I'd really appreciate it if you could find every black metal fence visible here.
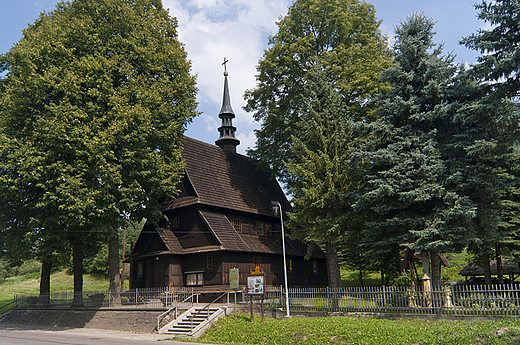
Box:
[263,284,520,316]
[13,287,197,309]
[11,284,520,316]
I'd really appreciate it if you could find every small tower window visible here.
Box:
[207,254,214,270]
[171,217,180,229]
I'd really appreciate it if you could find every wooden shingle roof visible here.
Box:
[177,136,290,217]
[199,210,250,252]
[459,260,520,276]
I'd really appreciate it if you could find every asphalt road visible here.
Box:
[0,324,216,345]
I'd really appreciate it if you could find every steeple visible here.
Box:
[215,58,240,154]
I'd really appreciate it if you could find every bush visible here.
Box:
[391,272,413,287]
[17,260,41,276]
[0,259,42,282]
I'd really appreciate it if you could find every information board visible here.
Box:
[230,268,239,289]
[247,275,265,295]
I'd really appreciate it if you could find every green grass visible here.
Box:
[0,269,127,308]
[193,312,520,345]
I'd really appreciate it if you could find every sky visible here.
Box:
[1,0,486,155]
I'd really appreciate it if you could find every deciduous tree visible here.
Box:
[286,65,364,288]
[244,0,391,183]
[0,0,197,301]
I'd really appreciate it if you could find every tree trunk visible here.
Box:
[40,260,51,295]
[72,241,83,306]
[325,241,340,311]
[39,259,52,305]
[421,252,430,277]
[108,234,121,306]
[429,251,441,288]
[325,241,341,288]
[496,243,504,284]
[380,268,385,286]
[482,252,492,285]
[429,251,442,312]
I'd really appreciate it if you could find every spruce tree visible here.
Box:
[461,0,520,99]
[461,0,520,282]
[357,14,475,287]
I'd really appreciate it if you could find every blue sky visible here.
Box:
[1,0,485,154]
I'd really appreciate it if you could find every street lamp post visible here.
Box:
[271,201,290,318]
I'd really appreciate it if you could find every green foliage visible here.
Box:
[499,144,520,259]
[286,66,360,244]
[244,0,391,182]
[195,312,520,345]
[459,1,520,266]
[356,14,476,287]
[285,65,366,286]
[83,219,144,275]
[0,0,197,273]
[0,259,41,282]
[461,0,520,99]
[391,272,413,287]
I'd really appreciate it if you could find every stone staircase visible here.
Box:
[159,306,229,337]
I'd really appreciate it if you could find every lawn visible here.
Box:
[0,269,128,308]
[194,312,520,345]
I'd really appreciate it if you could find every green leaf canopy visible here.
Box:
[0,0,197,256]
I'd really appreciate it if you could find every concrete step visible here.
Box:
[158,306,229,337]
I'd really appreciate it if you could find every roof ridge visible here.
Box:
[183,136,249,159]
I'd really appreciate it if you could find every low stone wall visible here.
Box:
[3,308,164,333]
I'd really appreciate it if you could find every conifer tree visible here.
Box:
[461,0,520,99]
[461,0,520,282]
[357,14,475,287]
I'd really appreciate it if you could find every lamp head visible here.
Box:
[270,201,279,215]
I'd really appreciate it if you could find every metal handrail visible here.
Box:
[156,293,199,333]
[190,291,228,331]
[0,300,14,317]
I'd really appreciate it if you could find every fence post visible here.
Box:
[382,285,387,312]
[327,287,330,313]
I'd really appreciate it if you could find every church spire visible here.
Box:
[215,58,240,154]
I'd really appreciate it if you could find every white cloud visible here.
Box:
[237,128,259,155]
[163,0,290,145]
[200,113,220,133]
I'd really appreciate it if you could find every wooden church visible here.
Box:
[129,67,327,289]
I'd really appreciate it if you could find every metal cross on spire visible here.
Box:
[222,57,229,75]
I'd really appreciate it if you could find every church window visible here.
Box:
[256,222,265,236]
[186,272,204,286]
[171,217,180,229]
[229,217,242,233]
[264,223,272,237]
[255,222,271,237]
[207,254,214,270]
[137,261,144,278]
